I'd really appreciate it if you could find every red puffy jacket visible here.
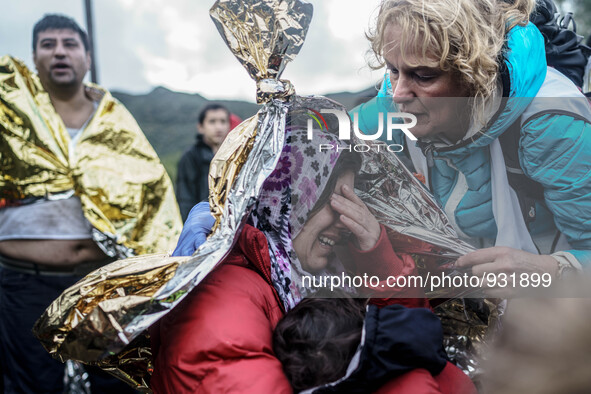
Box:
[150,224,289,393]
[150,225,474,393]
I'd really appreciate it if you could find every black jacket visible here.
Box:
[310,305,448,393]
[176,135,214,221]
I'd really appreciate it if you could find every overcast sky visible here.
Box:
[2,0,385,101]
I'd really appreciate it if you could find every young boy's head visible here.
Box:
[272,297,367,392]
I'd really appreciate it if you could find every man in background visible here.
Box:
[176,104,232,221]
[0,14,181,393]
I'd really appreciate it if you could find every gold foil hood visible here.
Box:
[209,0,313,82]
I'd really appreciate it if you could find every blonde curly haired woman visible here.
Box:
[352,0,591,295]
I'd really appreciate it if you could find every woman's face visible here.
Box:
[293,171,354,272]
[383,25,471,141]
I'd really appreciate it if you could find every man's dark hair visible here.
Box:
[273,296,366,392]
[198,103,230,125]
[33,14,89,52]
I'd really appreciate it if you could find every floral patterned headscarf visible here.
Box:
[250,127,348,310]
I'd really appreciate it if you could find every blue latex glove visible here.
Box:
[172,201,215,256]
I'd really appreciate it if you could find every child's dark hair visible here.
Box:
[273,296,367,392]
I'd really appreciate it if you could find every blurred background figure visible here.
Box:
[175,104,234,221]
[482,281,591,393]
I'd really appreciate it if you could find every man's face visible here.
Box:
[198,109,230,148]
[33,28,90,90]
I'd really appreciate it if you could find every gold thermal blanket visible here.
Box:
[0,55,182,256]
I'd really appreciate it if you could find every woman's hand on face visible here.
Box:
[455,247,559,297]
[330,184,381,251]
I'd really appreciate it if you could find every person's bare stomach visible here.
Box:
[0,239,107,266]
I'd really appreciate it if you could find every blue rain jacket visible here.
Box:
[350,23,591,266]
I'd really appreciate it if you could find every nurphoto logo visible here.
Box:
[306,108,416,153]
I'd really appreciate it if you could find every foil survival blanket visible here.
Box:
[33,0,313,389]
[0,55,182,257]
[32,0,497,389]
